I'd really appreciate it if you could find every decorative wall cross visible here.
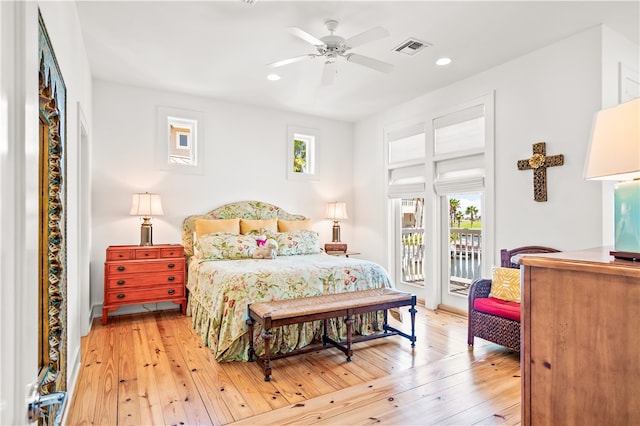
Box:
[517,142,564,202]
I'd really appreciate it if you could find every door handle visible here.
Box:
[27,381,67,426]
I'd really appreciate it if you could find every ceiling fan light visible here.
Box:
[436,57,452,66]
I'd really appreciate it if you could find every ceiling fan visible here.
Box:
[268,19,394,85]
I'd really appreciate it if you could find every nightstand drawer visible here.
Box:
[106,260,184,275]
[135,248,159,259]
[160,247,184,258]
[105,272,184,289]
[105,285,185,304]
[106,248,134,261]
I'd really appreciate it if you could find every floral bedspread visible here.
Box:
[186,253,394,362]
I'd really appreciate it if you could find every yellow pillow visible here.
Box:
[194,218,240,237]
[489,266,522,303]
[239,218,277,235]
[278,219,311,232]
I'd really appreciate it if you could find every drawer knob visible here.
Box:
[118,253,123,258]
[117,293,125,299]
[168,276,175,282]
[117,280,125,285]
[168,289,176,295]
[117,266,125,271]
[144,252,150,256]
[168,263,175,269]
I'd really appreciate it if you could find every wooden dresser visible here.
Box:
[520,247,640,425]
[102,244,187,325]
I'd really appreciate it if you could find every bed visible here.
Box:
[183,201,396,362]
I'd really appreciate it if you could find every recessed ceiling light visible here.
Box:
[436,57,452,66]
[267,74,281,81]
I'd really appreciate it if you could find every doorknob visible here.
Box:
[26,381,67,426]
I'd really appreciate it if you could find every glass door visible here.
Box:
[399,198,425,286]
[440,192,482,312]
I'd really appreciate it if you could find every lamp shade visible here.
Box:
[130,192,164,217]
[325,202,348,220]
[584,98,640,181]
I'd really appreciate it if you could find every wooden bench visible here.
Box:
[246,288,417,381]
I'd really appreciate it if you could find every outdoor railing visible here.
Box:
[449,228,482,294]
[401,228,424,283]
[400,227,482,295]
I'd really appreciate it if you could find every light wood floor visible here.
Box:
[65,305,521,425]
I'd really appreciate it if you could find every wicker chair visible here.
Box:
[467,246,559,352]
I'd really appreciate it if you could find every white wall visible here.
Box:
[90,80,354,313]
[353,26,631,304]
[0,1,92,424]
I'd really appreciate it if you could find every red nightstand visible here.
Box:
[102,244,186,325]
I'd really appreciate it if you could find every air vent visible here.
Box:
[394,38,431,56]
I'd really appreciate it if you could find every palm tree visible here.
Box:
[449,198,460,227]
[455,211,463,228]
[465,205,479,228]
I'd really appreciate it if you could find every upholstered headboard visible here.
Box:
[500,246,560,269]
[182,201,307,256]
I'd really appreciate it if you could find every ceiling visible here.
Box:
[75,1,639,122]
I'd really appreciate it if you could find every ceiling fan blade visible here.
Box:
[267,54,315,68]
[344,26,389,48]
[321,61,337,86]
[346,53,394,73]
[286,27,325,46]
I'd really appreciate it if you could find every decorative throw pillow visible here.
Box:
[194,218,240,237]
[239,218,277,235]
[278,219,311,232]
[489,266,522,303]
[195,233,257,260]
[270,230,321,256]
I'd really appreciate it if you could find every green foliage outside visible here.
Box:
[293,139,306,173]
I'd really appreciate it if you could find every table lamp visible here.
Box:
[325,201,348,252]
[584,98,640,260]
[130,192,164,246]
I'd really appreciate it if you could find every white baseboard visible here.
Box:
[92,302,181,322]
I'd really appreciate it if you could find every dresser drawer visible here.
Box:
[105,272,184,290]
[105,285,185,305]
[106,259,184,275]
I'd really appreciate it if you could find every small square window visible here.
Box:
[287,126,319,180]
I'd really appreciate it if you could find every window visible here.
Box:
[157,106,204,174]
[385,121,426,288]
[386,123,426,199]
[433,104,485,156]
[287,126,318,180]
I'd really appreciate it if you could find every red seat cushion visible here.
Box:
[473,297,520,322]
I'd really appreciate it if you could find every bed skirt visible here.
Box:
[187,295,387,362]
